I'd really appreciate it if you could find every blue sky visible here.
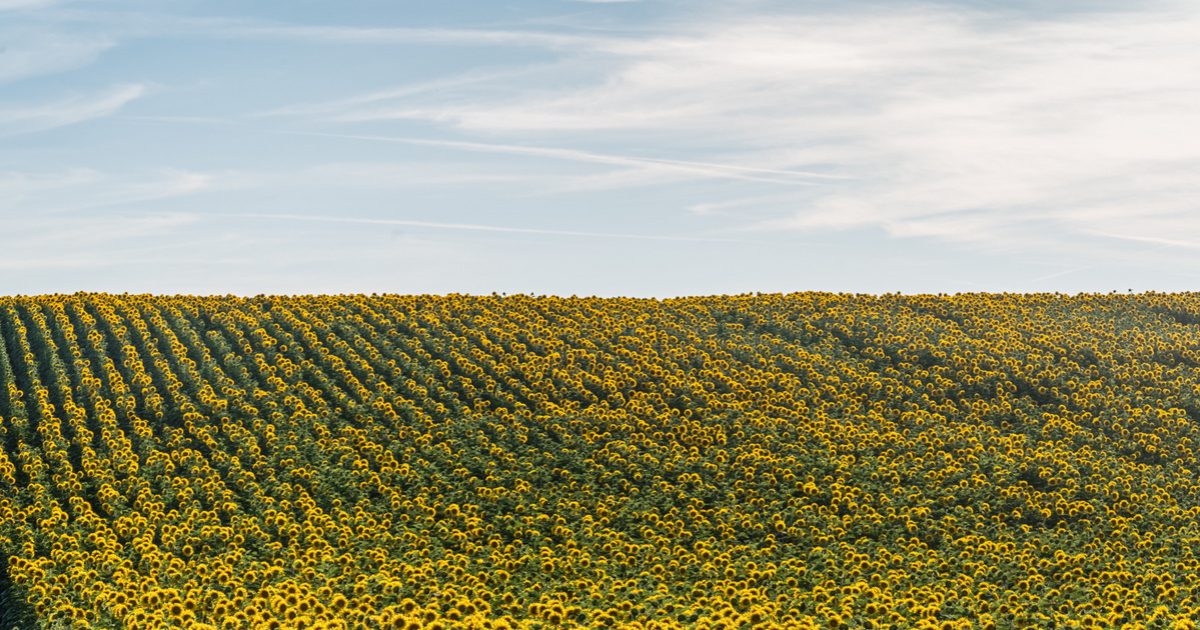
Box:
[2,0,1199,296]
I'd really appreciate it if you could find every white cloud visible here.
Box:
[296,162,537,187]
[0,212,200,270]
[9,1,1200,293]
[0,30,113,84]
[0,168,214,216]
[298,2,1200,254]
[0,83,146,135]
[0,168,101,199]
[255,68,545,118]
[685,193,802,216]
[1086,231,1200,250]
[291,131,844,184]
[0,0,55,10]
[100,170,212,205]
[210,212,741,243]
[225,23,615,50]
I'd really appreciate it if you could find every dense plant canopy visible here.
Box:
[1,293,1200,628]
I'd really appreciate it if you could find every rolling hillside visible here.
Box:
[1,293,1199,628]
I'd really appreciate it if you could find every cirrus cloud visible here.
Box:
[0,83,146,136]
[292,2,1200,255]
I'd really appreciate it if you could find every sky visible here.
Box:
[2,0,1200,296]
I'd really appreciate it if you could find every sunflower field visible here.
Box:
[2,293,1200,628]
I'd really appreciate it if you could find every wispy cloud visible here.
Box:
[1087,231,1200,250]
[8,1,1200,293]
[0,0,56,10]
[281,3,1200,254]
[87,170,212,208]
[0,213,200,271]
[0,168,214,215]
[0,83,146,136]
[0,168,100,199]
[254,68,545,118]
[0,30,113,84]
[116,114,231,125]
[212,212,741,243]
[296,162,535,187]
[289,131,845,184]
[685,193,805,216]
[222,23,616,50]
[23,10,631,53]
[1028,265,1096,283]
